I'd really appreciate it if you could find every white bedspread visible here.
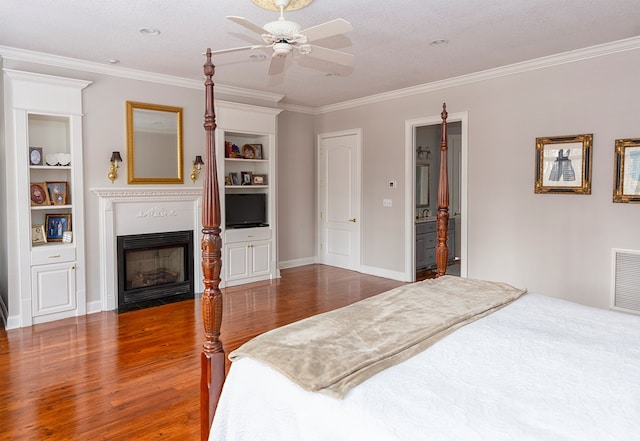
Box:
[210,293,640,441]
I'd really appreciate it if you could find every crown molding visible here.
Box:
[0,45,284,105]
[315,35,640,114]
[3,35,639,115]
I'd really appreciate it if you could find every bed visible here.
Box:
[197,49,640,441]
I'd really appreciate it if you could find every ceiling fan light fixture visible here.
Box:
[252,0,313,12]
[273,42,293,57]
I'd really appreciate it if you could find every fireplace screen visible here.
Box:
[125,247,184,289]
[117,230,194,308]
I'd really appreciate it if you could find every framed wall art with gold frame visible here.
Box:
[535,134,593,194]
[613,138,640,203]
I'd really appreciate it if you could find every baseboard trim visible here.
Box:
[359,264,409,282]
[86,300,104,314]
[279,257,317,270]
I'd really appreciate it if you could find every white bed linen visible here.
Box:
[210,293,640,441]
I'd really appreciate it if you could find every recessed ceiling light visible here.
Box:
[107,59,120,64]
[140,27,161,36]
[430,39,448,46]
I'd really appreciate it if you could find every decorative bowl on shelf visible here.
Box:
[46,154,59,166]
[58,153,71,166]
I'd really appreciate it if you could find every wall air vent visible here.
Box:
[611,249,640,315]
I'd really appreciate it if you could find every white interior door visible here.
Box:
[318,130,361,271]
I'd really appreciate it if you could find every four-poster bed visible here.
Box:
[198,50,640,441]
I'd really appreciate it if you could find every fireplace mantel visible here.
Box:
[92,187,202,311]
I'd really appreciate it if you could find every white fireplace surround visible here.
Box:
[92,187,203,311]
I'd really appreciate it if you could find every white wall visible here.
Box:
[276,111,317,267]
[2,44,639,321]
[313,48,640,309]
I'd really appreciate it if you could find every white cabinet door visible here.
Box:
[249,241,271,277]
[226,243,251,281]
[225,240,272,282]
[31,262,76,317]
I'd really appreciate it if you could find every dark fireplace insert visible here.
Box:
[116,230,194,312]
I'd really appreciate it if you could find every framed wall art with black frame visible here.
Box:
[535,134,593,195]
[613,138,640,203]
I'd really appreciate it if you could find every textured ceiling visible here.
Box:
[1,0,639,108]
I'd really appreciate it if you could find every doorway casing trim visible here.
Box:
[404,111,469,281]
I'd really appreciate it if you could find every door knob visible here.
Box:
[348,218,357,223]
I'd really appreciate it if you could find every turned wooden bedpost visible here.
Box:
[435,103,449,277]
[200,48,225,441]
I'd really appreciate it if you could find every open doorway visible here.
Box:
[404,111,467,282]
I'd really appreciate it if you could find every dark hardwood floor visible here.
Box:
[0,264,406,440]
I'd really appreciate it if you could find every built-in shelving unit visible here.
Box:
[4,69,91,328]
[215,101,282,287]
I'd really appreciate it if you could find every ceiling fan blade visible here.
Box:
[299,18,353,42]
[227,16,267,35]
[210,45,266,55]
[304,45,354,66]
[268,56,287,75]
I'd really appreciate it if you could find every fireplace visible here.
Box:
[117,230,194,311]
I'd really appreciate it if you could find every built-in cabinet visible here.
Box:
[416,218,455,270]
[215,101,282,287]
[3,69,90,327]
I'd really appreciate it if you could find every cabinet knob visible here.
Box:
[71,265,76,270]
[348,218,357,223]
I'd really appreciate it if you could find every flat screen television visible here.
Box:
[225,193,267,228]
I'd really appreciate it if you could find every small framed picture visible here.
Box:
[229,172,241,186]
[47,181,68,205]
[242,144,257,159]
[31,224,47,245]
[534,134,593,195]
[29,147,43,166]
[252,174,267,185]
[30,182,51,206]
[224,176,232,186]
[45,214,72,242]
[613,138,640,203]
[241,171,253,185]
[62,231,73,243]
[253,144,263,160]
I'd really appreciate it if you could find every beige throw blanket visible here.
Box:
[229,275,527,398]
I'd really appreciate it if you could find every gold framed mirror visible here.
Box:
[126,101,184,184]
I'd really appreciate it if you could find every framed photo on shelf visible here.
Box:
[62,231,73,244]
[47,181,68,205]
[224,176,232,186]
[30,182,51,206]
[229,172,241,186]
[252,174,267,185]
[241,171,253,185]
[534,133,593,195]
[31,224,47,245]
[29,147,43,166]
[613,137,640,203]
[45,214,71,242]
[253,144,263,160]
[242,144,257,159]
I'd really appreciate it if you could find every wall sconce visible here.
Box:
[190,155,204,183]
[108,151,123,183]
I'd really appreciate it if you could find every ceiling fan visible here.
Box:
[212,0,354,75]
